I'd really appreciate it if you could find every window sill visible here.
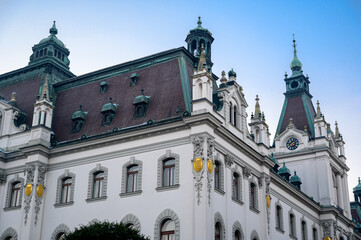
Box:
[120,190,142,198]
[3,206,21,211]
[156,184,180,192]
[54,201,74,208]
[232,197,244,206]
[86,196,107,203]
[276,227,284,234]
[215,188,225,195]
[249,206,260,214]
[289,234,297,239]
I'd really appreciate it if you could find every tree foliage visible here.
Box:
[64,220,150,240]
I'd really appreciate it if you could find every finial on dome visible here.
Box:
[197,16,202,27]
[290,34,303,75]
[49,21,58,36]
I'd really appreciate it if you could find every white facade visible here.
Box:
[0,23,359,240]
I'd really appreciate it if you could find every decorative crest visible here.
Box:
[254,95,260,120]
[40,74,50,100]
[335,121,340,139]
[316,100,321,118]
[197,16,202,27]
[220,70,227,84]
[49,21,58,36]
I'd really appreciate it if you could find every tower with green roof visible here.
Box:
[185,17,214,70]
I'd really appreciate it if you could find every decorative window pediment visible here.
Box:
[71,105,87,133]
[133,89,150,119]
[101,98,117,126]
[99,81,109,93]
[130,73,139,86]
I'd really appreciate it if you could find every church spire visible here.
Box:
[40,74,50,100]
[316,100,322,118]
[290,34,303,77]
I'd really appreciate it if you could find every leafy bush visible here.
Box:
[64,220,150,240]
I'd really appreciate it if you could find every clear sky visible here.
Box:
[0,0,360,198]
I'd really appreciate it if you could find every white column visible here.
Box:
[336,173,344,209]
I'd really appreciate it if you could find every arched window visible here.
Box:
[318,126,322,136]
[289,213,296,237]
[127,165,139,193]
[61,177,72,204]
[234,230,241,240]
[249,182,258,210]
[56,232,65,240]
[229,103,233,123]
[275,205,283,231]
[161,219,175,240]
[232,172,240,200]
[10,182,21,207]
[198,82,203,99]
[215,161,220,189]
[215,222,222,240]
[163,159,175,187]
[301,220,307,240]
[233,106,237,127]
[312,228,318,240]
[92,171,104,198]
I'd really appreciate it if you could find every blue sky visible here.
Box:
[0,0,360,197]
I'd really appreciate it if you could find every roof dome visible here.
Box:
[188,16,212,36]
[354,177,361,192]
[38,21,65,48]
[278,162,290,175]
[290,171,302,184]
[228,68,237,78]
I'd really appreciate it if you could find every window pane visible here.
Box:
[99,179,103,197]
[93,180,99,198]
[133,172,138,191]
[170,167,175,185]
[164,159,175,166]
[163,168,169,187]
[127,174,133,192]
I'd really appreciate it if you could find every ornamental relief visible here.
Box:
[191,136,205,205]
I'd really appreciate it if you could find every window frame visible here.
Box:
[214,160,224,194]
[5,175,24,210]
[86,164,108,202]
[154,209,180,240]
[231,170,242,203]
[249,181,259,212]
[163,159,175,187]
[156,151,180,190]
[275,203,284,232]
[289,213,297,238]
[55,170,76,206]
[121,158,143,196]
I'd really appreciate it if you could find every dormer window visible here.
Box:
[130,73,139,86]
[71,105,87,133]
[101,97,117,126]
[133,89,150,119]
[99,81,109,93]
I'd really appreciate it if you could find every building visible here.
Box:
[0,18,360,240]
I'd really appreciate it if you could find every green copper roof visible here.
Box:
[278,162,290,175]
[72,105,87,120]
[228,68,237,78]
[188,16,213,36]
[290,35,303,77]
[354,177,361,192]
[290,171,302,184]
[39,21,65,48]
[101,102,117,113]
[270,153,279,165]
[133,89,149,105]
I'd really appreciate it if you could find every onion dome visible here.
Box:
[278,162,291,181]
[133,89,150,105]
[290,171,302,190]
[290,35,303,76]
[101,98,117,113]
[354,177,361,192]
[270,153,280,172]
[72,105,87,121]
[39,21,65,47]
[228,68,237,78]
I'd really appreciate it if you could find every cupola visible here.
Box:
[29,21,71,69]
[290,171,302,190]
[278,162,291,181]
[185,17,214,70]
[228,68,237,82]
[71,105,87,133]
[133,89,150,119]
[101,97,117,126]
[353,177,361,203]
[270,153,280,173]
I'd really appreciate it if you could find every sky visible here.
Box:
[0,0,360,198]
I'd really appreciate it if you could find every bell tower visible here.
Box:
[275,36,316,138]
[185,17,214,70]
